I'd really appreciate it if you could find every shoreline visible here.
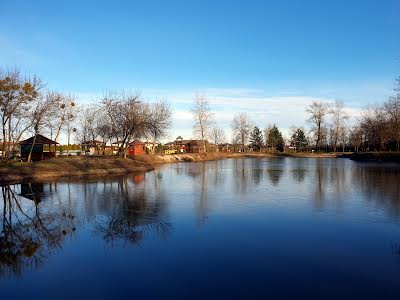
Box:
[2,151,398,185]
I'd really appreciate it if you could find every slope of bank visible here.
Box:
[0,156,154,185]
[350,152,400,162]
[131,152,342,165]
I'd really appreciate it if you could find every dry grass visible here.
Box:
[0,156,154,185]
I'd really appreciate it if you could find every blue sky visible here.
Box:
[1,0,400,140]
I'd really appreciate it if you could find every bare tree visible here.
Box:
[210,127,226,151]
[384,96,400,150]
[78,104,99,145]
[146,100,172,154]
[330,100,348,152]
[27,92,61,162]
[231,113,252,151]
[100,91,148,158]
[306,101,329,150]
[0,68,42,161]
[191,93,214,153]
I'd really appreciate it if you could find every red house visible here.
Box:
[128,139,146,156]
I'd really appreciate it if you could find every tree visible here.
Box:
[78,104,99,145]
[383,96,400,150]
[0,68,42,162]
[210,127,226,151]
[249,126,263,151]
[191,93,214,153]
[306,101,329,151]
[27,92,61,162]
[231,113,252,151]
[101,91,146,158]
[146,101,172,154]
[263,125,273,147]
[290,128,308,152]
[267,125,284,152]
[330,100,348,152]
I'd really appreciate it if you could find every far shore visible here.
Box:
[2,151,399,185]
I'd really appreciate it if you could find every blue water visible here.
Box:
[1,158,400,299]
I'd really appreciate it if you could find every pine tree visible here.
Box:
[250,126,263,151]
[290,128,308,151]
[267,125,284,152]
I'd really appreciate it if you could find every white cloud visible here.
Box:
[72,87,372,144]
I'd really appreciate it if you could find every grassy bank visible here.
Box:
[350,152,400,162]
[0,156,154,185]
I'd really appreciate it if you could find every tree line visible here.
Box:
[191,76,400,153]
[1,67,399,162]
[0,67,172,162]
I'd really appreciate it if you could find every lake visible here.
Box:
[1,157,400,299]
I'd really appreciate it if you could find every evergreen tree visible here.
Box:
[267,125,284,152]
[290,128,308,151]
[250,126,263,151]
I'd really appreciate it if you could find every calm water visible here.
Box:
[1,158,400,299]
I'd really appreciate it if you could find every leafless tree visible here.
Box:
[210,127,226,151]
[78,104,99,145]
[329,100,349,152]
[306,101,329,150]
[100,91,172,157]
[231,113,252,151]
[191,93,214,153]
[27,92,61,162]
[0,67,43,161]
[146,100,172,154]
[384,96,400,150]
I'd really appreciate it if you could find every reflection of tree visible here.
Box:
[250,159,263,186]
[312,161,327,209]
[352,165,400,217]
[93,216,171,246]
[89,173,172,245]
[267,169,283,186]
[0,185,76,278]
[233,159,250,194]
[291,168,307,183]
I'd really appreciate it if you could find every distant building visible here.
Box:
[164,136,209,154]
[81,140,105,155]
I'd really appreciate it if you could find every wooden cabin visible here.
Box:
[128,139,146,156]
[19,134,58,161]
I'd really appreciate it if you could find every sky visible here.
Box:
[1,0,400,142]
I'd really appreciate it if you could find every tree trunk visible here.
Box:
[27,133,38,162]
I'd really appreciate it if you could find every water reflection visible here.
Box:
[1,158,400,282]
[0,172,170,277]
[0,185,76,278]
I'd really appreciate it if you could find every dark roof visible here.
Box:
[176,136,183,140]
[19,134,58,145]
[129,139,144,145]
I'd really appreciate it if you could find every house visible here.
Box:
[187,140,208,153]
[163,136,209,154]
[81,140,105,155]
[128,139,146,156]
[19,134,58,161]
